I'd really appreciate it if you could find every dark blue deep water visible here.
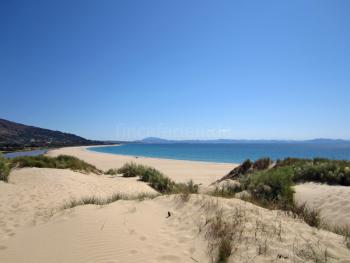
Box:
[89,143,350,164]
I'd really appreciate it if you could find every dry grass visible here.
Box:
[10,155,102,174]
[293,241,333,263]
[61,192,159,210]
[209,182,242,198]
[197,197,246,263]
[104,168,118,175]
[0,155,10,182]
[193,195,343,262]
[288,202,321,228]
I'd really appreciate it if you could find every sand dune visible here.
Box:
[1,194,350,262]
[295,183,350,228]
[1,148,350,262]
[47,146,235,186]
[0,168,155,241]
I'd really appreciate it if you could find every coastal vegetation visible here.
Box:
[10,155,102,174]
[117,162,199,194]
[212,157,350,230]
[104,168,118,175]
[62,192,159,210]
[0,154,10,182]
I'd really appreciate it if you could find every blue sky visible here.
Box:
[1,0,349,140]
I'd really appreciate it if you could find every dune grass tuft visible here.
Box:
[199,200,246,263]
[240,167,295,208]
[253,157,272,171]
[288,202,321,228]
[117,162,147,177]
[104,168,118,175]
[209,182,242,198]
[0,154,10,182]
[62,192,159,210]
[275,157,350,186]
[10,155,102,174]
[118,163,199,194]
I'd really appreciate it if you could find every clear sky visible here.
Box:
[1,0,349,141]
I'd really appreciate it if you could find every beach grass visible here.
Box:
[0,154,10,182]
[104,168,118,175]
[117,162,199,194]
[209,183,242,198]
[10,155,102,174]
[276,157,350,186]
[62,192,159,210]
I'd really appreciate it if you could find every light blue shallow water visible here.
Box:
[89,143,350,164]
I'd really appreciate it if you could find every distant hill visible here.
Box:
[0,118,104,151]
[137,137,350,144]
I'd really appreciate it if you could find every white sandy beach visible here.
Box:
[47,146,235,186]
[0,146,349,262]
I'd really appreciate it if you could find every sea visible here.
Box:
[89,143,350,164]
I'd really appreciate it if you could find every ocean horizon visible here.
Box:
[89,143,350,164]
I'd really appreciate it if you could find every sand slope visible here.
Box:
[294,183,350,228]
[1,194,350,263]
[47,146,235,185]
[0,168,155,241]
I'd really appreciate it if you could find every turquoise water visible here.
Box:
[89,143,350,164]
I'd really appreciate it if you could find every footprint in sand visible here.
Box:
[139,236,147,241]
[129,249,138,254]
[0,245,7,251]
[162,241,171,247]
[7,232,15,237]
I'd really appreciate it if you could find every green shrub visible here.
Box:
[104,168,118,175]
[118,163,200,194]
[242,167,294,206]
[253,157,271,170]
[172,180,199,194]
[118,163,176,193]
[210,183,241,198]
[143,170,176,193]
[11,155,102,174]
[0,155,10,182]
[275,157,311,168]
[274,157,350,186]
[241,159,253,173]
[117,162,147,177]
[293,161,350,186]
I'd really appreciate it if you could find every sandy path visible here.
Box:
[294,183,350,228]
[47,146,235,185]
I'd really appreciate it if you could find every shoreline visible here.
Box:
[86,144,239,166]
[47,145,236,185]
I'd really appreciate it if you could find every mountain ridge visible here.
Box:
[0,118,104,151]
